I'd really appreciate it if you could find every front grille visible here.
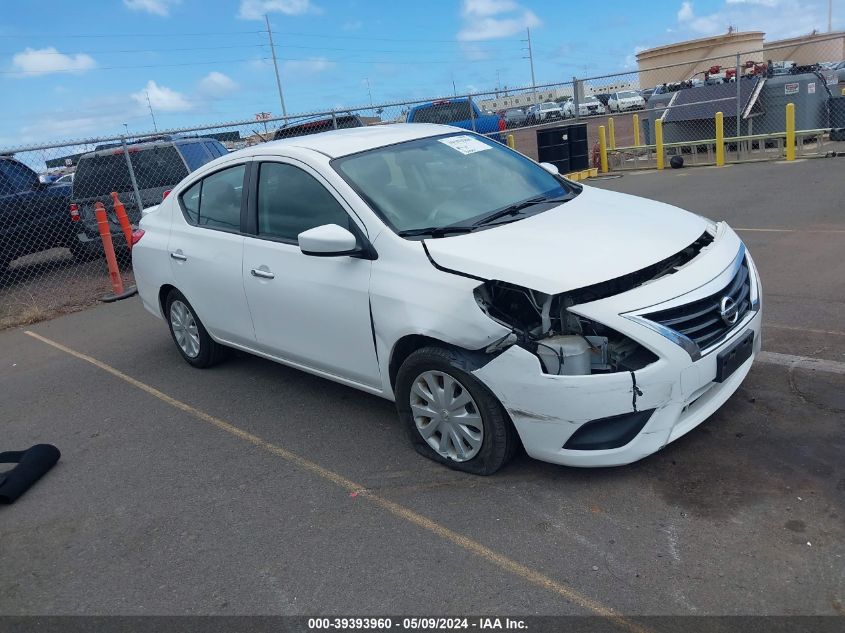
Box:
[643,256,752,351]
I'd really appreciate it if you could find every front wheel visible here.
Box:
[395,346,519,475]
[165,289,226,368]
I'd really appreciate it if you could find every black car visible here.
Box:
[0,155,74,274]
[273,114,364,140]
[71,137,227,260]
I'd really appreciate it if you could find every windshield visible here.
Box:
[618,91,639,98]
[584,96,599,103]
[333,133,571,235]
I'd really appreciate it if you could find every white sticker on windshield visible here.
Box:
[438,135,492,155]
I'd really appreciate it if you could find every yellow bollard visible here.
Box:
[785,102,795,161]
[633,113,640,147]
[655,118,664,170]
[506,134,515,149]
[842,87,845,96]
[598,125,609,173]
[608,117,616,150]
[715,111,725,167]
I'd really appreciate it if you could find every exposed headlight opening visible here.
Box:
[472,230,717,375]
[474,280,658,376]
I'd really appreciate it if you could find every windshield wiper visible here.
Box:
[397,225,478,238]
[472,193,576,227]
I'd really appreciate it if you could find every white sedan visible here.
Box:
[576,95,607,117]
[608,90,646,112]
[133,124,762,474]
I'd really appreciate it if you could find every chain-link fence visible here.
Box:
[2,32,844,328]
[587,33,845,171]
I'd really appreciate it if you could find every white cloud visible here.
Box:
[676,0,831,39]
[676,1,724,34]
[283,57,335,74]
[11,47,96,77]
[457,0,541,41]
[624,45,648,69]
[342,19,363,31]
[123,0,180,16]
[132,80,191,111]
[237,0,319,20]
[198,71,239,95]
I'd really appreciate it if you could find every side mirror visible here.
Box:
[539,162,559,176]
[298,224,359,257]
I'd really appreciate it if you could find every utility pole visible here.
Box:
[145,91,158,132]
[451,72,457,97]
[265,14,288,117]
[522,27,537,104]
[829,0,833,32]
[365,77,373,109]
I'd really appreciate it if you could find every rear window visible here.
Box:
[409,102,472,124]
[273,116,361,140]
[178,142,212,171]
[0,159,38,193]
[74,145,189,198]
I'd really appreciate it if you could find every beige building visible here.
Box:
[764,31,845,64]
[636,31,765,88]
[636,29,845,89]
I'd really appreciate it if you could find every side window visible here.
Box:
[178,143,212,171]
[181,179,201,223]
[179,164,245,231]
[257,162,351,243]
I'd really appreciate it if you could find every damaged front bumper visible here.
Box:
[471,236,763,468]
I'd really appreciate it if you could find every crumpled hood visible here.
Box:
[423,185,708,295]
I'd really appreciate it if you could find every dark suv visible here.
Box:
[273,114,364,140]
[72,137,227,259]
[1,155,74,274]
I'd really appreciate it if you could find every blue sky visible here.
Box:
[1,0,842,146]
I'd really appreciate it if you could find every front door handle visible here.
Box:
[250,268,275,280]
[170,251,187,261]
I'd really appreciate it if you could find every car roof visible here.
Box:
[81,137,219,159]
[244,123,461,159]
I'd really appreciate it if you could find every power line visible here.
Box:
[1,57,269,75]
[0,31,264,38]
[0,44,267,56]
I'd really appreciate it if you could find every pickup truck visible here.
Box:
[406,98,505,141]
[0,155,75,274]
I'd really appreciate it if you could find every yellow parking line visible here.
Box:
[24,330,650,633]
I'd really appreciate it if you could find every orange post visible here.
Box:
[95,202,124,297]
[111,192,134,250]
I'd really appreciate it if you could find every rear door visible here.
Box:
[167,161,255,347]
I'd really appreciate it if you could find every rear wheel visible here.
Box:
[165,289,226,368]
[395,346,518,475]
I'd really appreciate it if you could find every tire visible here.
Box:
[395,346,519,475]
[165,289,226,368]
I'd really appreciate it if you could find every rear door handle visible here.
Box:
[250,268,275,280]
[170,251,187,261]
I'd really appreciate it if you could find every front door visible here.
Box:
[242,159,379,388]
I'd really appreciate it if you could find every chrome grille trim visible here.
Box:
[624,246,759,360]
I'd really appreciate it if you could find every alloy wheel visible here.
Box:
[170,299,200,358]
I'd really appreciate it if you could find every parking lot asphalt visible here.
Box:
[1,158,843,619]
